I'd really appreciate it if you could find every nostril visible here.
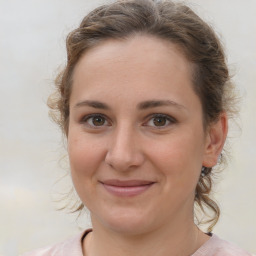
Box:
[105,148,144,172]
[104,132,145,171]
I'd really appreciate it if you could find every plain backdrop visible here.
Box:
[0,0,255,255]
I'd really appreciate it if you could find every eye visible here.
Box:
[145,114,176,128]
[81,114,110,128]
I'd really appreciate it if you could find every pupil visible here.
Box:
[93,116,105,126]
[153,117,166,126]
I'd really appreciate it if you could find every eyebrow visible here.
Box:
[74,99,186,111]
[137,100,186,110]
[75,100,110,110]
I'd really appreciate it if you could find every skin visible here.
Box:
[68,35,228,256]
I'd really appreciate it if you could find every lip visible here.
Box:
[100,179,156,197]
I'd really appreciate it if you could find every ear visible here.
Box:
[202,112,228,167]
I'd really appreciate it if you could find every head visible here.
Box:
[49,0,238,232]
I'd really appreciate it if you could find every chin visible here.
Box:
[92,207,156,235]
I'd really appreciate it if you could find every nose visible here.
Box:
[105,124,145,172]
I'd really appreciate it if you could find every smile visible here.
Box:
[100,179,156,197]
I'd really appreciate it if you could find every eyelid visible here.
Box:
[80,113,111,128]
[79,113,176,129]
[143,113,177,128]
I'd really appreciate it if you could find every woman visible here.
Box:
[22,0,252,255]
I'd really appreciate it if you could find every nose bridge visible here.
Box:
[105,121,143,170]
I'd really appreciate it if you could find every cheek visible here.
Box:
[148,129,204,185]
[67,134,104,189]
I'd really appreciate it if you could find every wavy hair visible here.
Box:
[48,0,239,232]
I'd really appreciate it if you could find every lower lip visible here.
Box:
[102,183,154,197]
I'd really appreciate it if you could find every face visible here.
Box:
[68,35,218,235]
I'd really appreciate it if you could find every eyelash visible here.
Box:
[80,114,111,128]
[144,114,177,128]
[80,113,176,129]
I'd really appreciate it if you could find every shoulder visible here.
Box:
[20,230,91,256]
[193,234,253,256]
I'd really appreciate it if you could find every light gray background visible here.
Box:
[0,0,255,255]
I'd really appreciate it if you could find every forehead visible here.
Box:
[74,34,192,77]
[71,35,196,106]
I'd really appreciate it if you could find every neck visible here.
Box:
[84,216,209,256]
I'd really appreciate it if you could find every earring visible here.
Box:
[201,166,207,177]
[218,153,222,164]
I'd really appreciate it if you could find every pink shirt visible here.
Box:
[21,230,253,256]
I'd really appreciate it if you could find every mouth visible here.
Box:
[100,179,156,197]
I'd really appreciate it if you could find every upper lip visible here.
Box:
[100,179,155,187]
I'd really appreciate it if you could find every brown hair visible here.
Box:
[48,0,238,232]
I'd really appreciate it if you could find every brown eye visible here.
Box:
[82,114,109,127]
[145,114,176,128]
[153,116,167,126]
[92,116,105,126]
